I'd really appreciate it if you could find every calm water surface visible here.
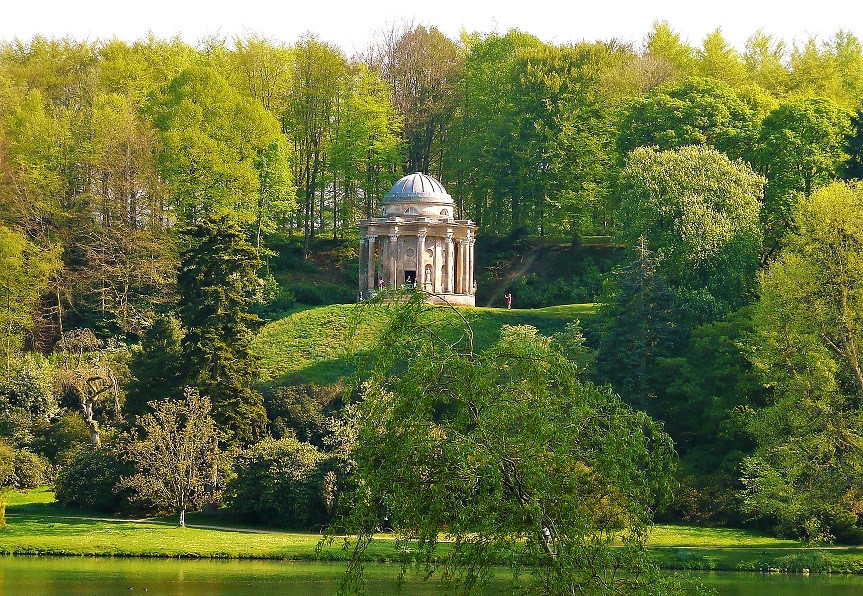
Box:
[3,556,863,595]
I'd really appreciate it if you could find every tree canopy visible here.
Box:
[341,293,681,594]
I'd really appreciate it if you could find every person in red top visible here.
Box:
[505,293,512,309]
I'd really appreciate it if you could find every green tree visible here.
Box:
[124,316,185,420]
[0,226,59,375]
[594,251,686,412]
[147,65,289,229]
[757,97,853,253]
[844,106,863,180]
[617,145,764,316]
[644,21,696,80]
[176,215,267,444]
[743,31,790,96]
[283,35,346,250]
[330,64,404,224]
[744,181,863,541]
[124,389,220,526]
[340,294,681,594]
[696,29,747,87]
[618,76,761,162]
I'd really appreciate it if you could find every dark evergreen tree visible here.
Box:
[593,250,686,414]
[124,316,186,420]
[176,215,267,445]
[845,108,863,180]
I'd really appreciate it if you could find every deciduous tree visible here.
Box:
[124,389,220,527]
[339,293,681,594]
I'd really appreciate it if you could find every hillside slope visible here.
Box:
[253,302,598,387]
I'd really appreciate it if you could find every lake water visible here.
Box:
[3,556,863,595]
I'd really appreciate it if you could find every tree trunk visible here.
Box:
[179,507,186,527]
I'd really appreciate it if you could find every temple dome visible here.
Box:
[384,172,452,203]
[381,172,455,218]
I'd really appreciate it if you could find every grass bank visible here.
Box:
[253,302,597,386]
[4,489,863,573]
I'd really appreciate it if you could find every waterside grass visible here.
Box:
[3,489,863,574]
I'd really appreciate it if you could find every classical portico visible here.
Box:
[358,172,477,306]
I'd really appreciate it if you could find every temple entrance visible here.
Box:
[404,270,416,285]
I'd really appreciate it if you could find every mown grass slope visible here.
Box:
[253,301,598,387]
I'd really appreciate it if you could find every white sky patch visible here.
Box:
[2,0,862,53]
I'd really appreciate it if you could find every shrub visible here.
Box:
[227,437,328,529]
[0,353,59,420]
[55,442,134,513]
[13,449,50,488]
[0,441,14,488]
[288,282,355,306]
[32,412,91,463]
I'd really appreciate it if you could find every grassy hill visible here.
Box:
[253,301,598,387]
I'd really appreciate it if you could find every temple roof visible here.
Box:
[382,172,454,205]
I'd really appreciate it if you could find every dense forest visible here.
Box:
[3,19,863,592]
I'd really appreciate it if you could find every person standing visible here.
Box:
[505,293,512,309]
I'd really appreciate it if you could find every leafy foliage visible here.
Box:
[340,293,681,594]
[227,436,329,529]
[124,390,221,526]
[617,145,764,316]
[744,182,863,541]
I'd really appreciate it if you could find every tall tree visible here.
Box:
[744,181,863,541]
[743,31,790,96]
[696,29,746,88]
[342,294,682,594]
[283,36,346,251]
[618,76,761,162]
[0,226,59,375]
[147,65,290,229]
[757,97,853,253]
[369,24,462,175]
[176,215,267,445]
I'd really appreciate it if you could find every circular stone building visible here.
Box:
[358,173,477,306]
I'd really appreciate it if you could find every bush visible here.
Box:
[0,407,39,449]
[0,441,14,488]
[32,412,91,463]
[0,353,59,420]
[265,384,339,446]
[55,442,134,513]
[227,437,329,529]
[13,449,51,488]
[288,281,355,306]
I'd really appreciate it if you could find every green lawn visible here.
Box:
[4,488,863,574]
[253,301,597,386]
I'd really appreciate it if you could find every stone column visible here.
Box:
[444,231,454,293]
[469,237,476,295]
[359,235,368,294]
[416,229,427,289]
[432,237,439,292]
[366,234,376,294]
[389,232,398,287]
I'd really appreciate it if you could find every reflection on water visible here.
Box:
[2,556,863,595]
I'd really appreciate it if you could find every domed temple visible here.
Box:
[358,173,477,306]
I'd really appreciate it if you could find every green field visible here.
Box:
[4,489,863,573]
[253,301,598,385]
